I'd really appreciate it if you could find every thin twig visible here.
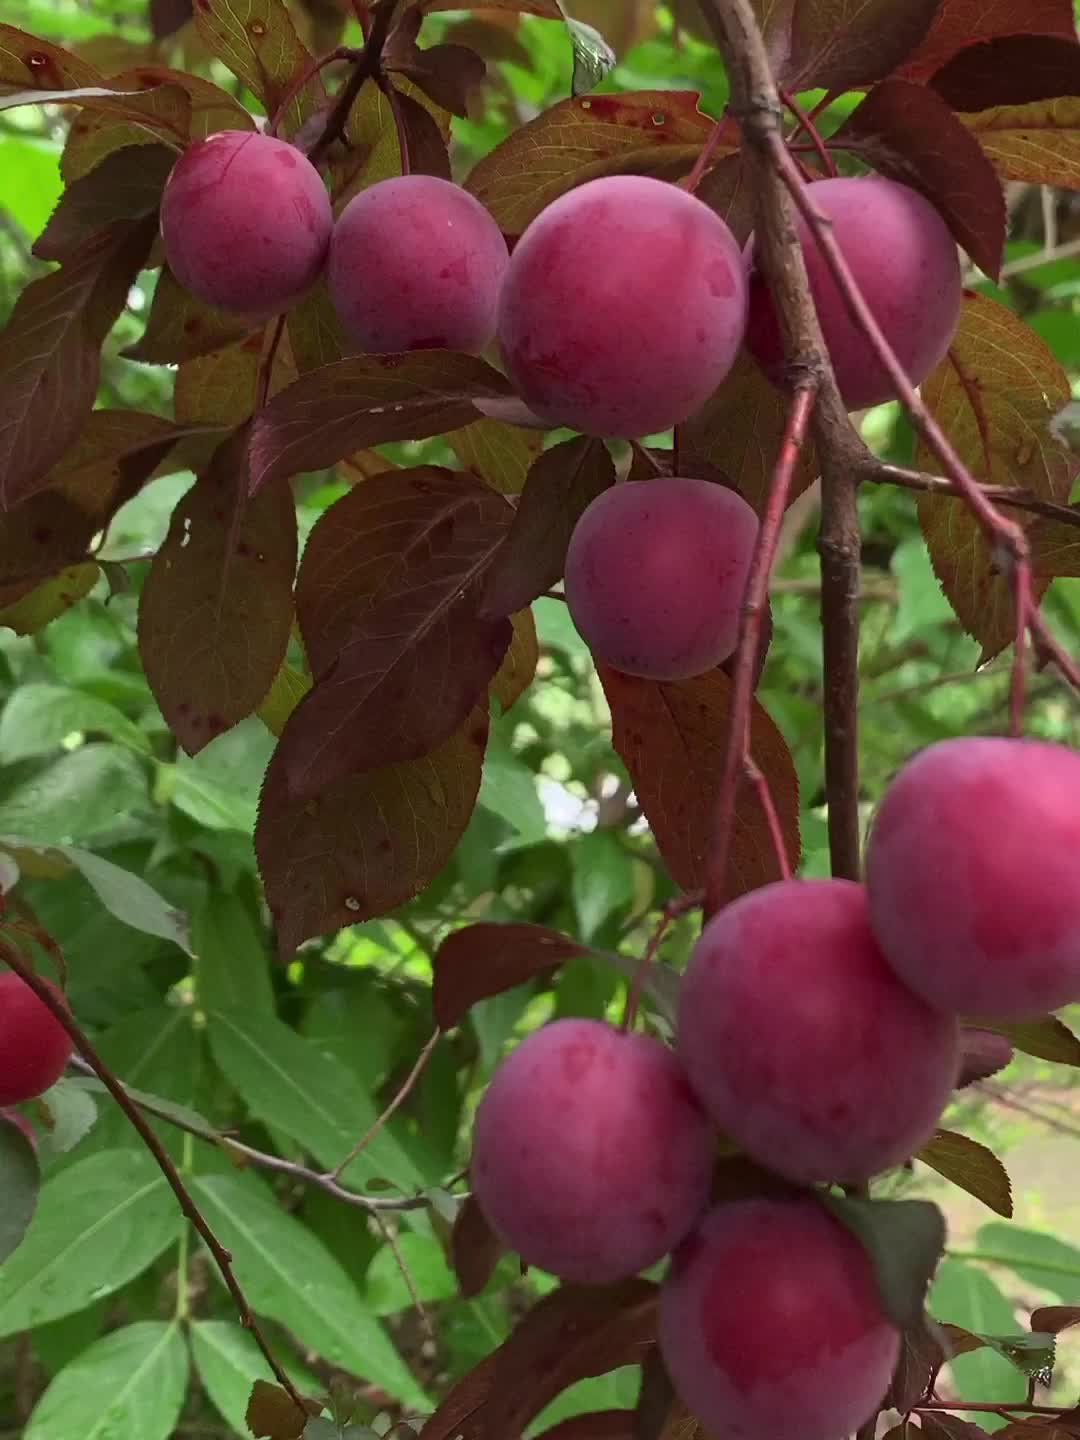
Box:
[871,464,1080,529]
[329,1028,441,1183]
[306,0,398,167]
[67,1055,440,1213]
[743,753,793,880]
[704,385,817,917]
[0,946,307,1416]
[622,891,703,1029]
[780,87,837,177]
[682,116,737,194]
[256,315,287,413]
[372,1212,435,1344]
[266,45,354,136]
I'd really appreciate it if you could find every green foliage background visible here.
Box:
[2,3,1080,1438]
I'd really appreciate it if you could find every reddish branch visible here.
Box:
[704,386,816,919]
[0,945,308,1417]
[623,891,703,1029]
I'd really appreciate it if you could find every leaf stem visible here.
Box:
[327,1027,440,1182]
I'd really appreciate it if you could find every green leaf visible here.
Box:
[572,830,634,940]
[0,1119,39,1264]
[565,16,616,95]
[188,1170,428,1407]
[0,137,62,238]
[194,893,275,1016]
[0,683,151,761]
[966,1222,1080,1301]
[36,1079,99,1156]
[977,1332,1056,1385]
[25,1320,189,1440]
[165,717,275,834]
[191,1320,319,1438]
[205,1007,424,1192]
[822,1195,946,1329]
[930,1259,1029,1414]
[0,842,192,954]
[0,745,150,847]
[365,1233,458,1315]
[477,723,547,847]
[0,1149,182,1335]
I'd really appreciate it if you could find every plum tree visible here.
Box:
[0,973,73,1106]
[564,477,759,680]
[160,131,333,321]
[470,1018,714,1284]
[660,1197,899,1440]
[745,176,962,411]
[328,176,510,354]
[676,879,959,1183]
[867,737,1080,1019]
[497,175,748,437]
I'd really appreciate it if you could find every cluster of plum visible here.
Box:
[0,972,73,1143]
[159,132,963,681]
[471,734,1080,1440]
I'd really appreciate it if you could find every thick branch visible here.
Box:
[699,0,867,883]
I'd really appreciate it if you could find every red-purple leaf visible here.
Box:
[917,1130,1013,1217]
[957,1028,1014,1086]
[676,354,818,516]
[835,80,1006,280]
[34,144,176,263]
[1030,1306,1080,1335]
[138,430,297,754]
[450,1194,504,1299]
[150,0,194,39]
[257,706,488,957]
[422,0,563,17]
[888,1314,947,1411]
[125,267,258,366]
[921,1414,994,1440]
[536,1415,636,1440]
[482,437,615,617]
[465,90,726,236]
[394,87,453,179]
[932,34,1080,109]
[276,470,511,795]
[0,217,157,509]
[247,353,514,494]
[773,0,941,92]
[285,278,347,374]
[959,96,1080,189]
[695,152,755,246]
[448,417,544,496]
[0,24,102,88]
[917,293,1078,660]
[598,666,800,900]
[898,1,1079,83]
[417,1354,498,1440]
[387,28,487,119]
[433,921,588,1029]
[192,0,325,134]
[244,1379,320,1438]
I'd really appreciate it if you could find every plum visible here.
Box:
[0,972,73,1105]
[328,175,509,354]
[471,1018,714,1284]
[677,878,959,1183]
[867,736,1080,1019]
[497,175,748,437]
[660,1197,899,1440]
[564,477,759,680]
[160,130,332,321]
[746,176,961,411]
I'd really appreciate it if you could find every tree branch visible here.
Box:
[699,0,867,885]
[870,464,1080,529]
[0,946,307,1417]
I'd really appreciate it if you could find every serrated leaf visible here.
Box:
[760,0,940,91]
[138,431,297,755]
[957,1028,1014,1086]
[888,1313,948,1411]
[0,1119,39,1264]
[257,707,487,955]
[0,1148,182,1335]
[917,292,1078,660]
[193,0,325,134]
[246,1379,321,1439]
[835,81,1006,280]
[676,353,818,516]
[482,437,615,616]
[258,661,312,737]
[566,18,616,96]
[465,90,726,236]
[961,96,1080,188]
[448,417,544,495]
[598,666,800,900]
[433,921,589,1028]
[25,1321,189,1440]
[192,1321,320,1440]
[248,352,514,493]
[0,564,99,633]
[932,35,1080,110]
[898,0,1077,83]
[824,1194,946,1329]
[492,608,538,711]
[0,82,192,142]
[34,143,175,263]
[0,216,157,508]
[982,1015,1080,1065]
[918,1130,1013,1218]
[277,471,511,797]
[1030,1306,1080,1334]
